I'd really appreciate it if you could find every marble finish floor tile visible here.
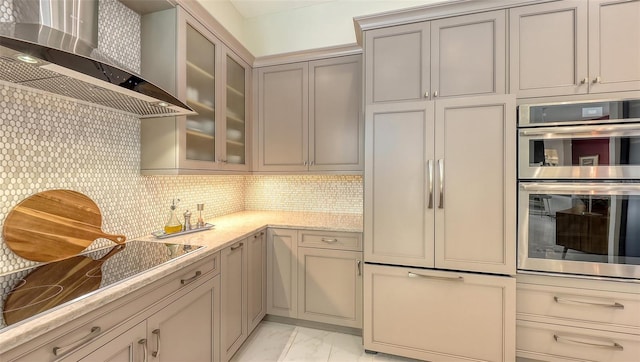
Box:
[231,321,422,362]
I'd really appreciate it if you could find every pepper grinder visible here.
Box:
[196,203,205,228]
[183,210,192,231]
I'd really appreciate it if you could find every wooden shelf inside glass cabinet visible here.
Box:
[226,112,245,124]
[186,129,215,140]
[188,99,215,113]
[226,139,244,147]
[187,60,215,80]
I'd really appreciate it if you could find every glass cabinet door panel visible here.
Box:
[226,55,246,165]
[186,24,216,162]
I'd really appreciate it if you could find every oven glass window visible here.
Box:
[527,193,640,265]
[528,137,640,167]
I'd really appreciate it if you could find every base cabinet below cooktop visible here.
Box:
[1,253,221,362]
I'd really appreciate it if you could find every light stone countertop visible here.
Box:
[0,210,363,354]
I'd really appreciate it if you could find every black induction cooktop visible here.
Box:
[0,240,201,330]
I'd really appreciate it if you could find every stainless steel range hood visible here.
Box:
[0,0,193,118]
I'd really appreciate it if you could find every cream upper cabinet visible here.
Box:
[588,0,640,94]
[365,11,505,104]
[364,264,516,362]
[364,95,516,275]
[140,7,251,174]
[257,63,309,172]
[221,239,248,362]
[257,55,363,173]
[510,0,640,97]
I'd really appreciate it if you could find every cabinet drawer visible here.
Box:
[517,320,640,362]
[517,283,640,330]
[298,230,362,251]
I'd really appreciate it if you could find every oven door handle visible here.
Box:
[519,123,640,138]
[520,183,640,194]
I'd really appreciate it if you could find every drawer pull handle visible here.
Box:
[407,271,463,282]
[138,338,148,362]
[53,326,101,356]
[181,270,202,285]
[231,242,244,251]
[554,296,624,309]
[553,334,624,351]
[321,238,338,243]
[152,329,161,357]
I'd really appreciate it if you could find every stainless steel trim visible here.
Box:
[407,271,463,282]
[152,329,161,357]
[519,123,640,137]
[438,159,444,209]
[553,334,623,351]
[53,326,101,356]
[180,270,202,285]
[139,339,148,362]
[554,296,624,309]
[427,159,434,209]
[520,182,640,194]
[231,242,244,251]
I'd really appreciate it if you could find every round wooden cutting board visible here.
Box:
[2,190,126,262]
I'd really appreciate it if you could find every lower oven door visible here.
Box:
[518,182,640,279]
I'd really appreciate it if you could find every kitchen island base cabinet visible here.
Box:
[364,264,515,362]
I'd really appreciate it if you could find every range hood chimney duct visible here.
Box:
[0,0,193,118]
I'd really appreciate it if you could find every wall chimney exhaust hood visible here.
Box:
[0,0,193,118]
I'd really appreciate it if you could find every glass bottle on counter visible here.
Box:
[164,199,182,234]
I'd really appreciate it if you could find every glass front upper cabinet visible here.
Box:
[185,24,216,163]
[225,55,246,166]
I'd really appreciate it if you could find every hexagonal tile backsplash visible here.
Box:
[0,82,363,275]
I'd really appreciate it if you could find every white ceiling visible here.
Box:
[228,0,337,19]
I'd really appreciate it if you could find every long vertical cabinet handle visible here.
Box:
[356,260,362,276]
[152,329,161,357]
[138,338,148,362]
[427,160,434,209]
[438,159,444,209]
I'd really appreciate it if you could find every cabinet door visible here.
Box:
[588,0,640,93]
[221,240,248,361]
[309,55,363,171]
[221,48,250,171]
[147,276,220,362]
[364,264,516,362]
[258,63,309,171]
[266,228,298,317]
[434,95,516,275]
[365,22,430,104]
[431,10,506,98]
[364,101,435,268]
[247,231,267,334]
[76,322,147,362]
[178,9,221,169]
[509,1,588,97]
[297,248,363,328]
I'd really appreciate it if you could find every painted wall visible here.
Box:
[196,0,447,57]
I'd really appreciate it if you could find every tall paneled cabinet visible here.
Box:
[361,6,516,362]
[140,6,251,174]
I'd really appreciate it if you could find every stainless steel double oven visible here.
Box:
[518,98,640,279]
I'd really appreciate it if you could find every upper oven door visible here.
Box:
[519,123,640,179]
